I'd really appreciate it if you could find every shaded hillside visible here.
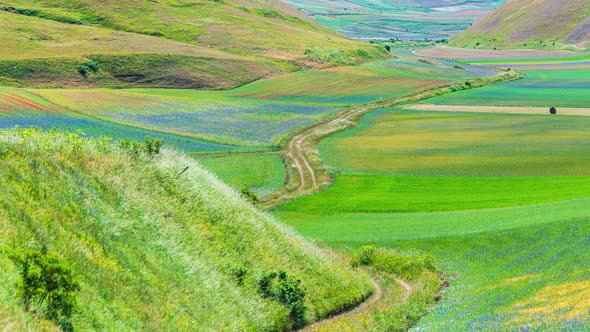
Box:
[451,0,590,50]
[0,128,372,330]
[0,0,385,88]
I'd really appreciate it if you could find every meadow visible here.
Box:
[276,59,590,329]
[0,87,257,154]
[1,57,492,151]
[421,68,590,108]
[279,175,590,213]
[232,59,496,105]
[279,212,590,330]
[319,109,590,176]
[0,128,375,330]
[197,154,286,198]
[35,88,341,146]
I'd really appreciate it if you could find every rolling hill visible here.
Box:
[0,0,385,88]
[450,0,590,50]
[0,128,373,330]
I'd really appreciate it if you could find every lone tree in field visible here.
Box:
[550,107,557,114]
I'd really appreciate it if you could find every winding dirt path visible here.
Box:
[302,274,413,331]
[260,71,523,328]
[261,70,523,208]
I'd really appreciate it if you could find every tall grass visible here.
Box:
[0,128,372,330]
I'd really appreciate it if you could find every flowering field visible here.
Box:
[35,88,341,146]
[0,87,258,154]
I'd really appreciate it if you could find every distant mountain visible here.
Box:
[451,0,590,50]
[282,0,505,39]
[0,0,384,88]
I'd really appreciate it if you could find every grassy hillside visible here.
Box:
[0,128,374,330]
[450,0,590,50]
[0,0,386,88]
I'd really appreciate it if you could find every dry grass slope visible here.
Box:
[451,0,590,50]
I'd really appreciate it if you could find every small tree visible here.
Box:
[258,270,306,328]
[9,248,80,331]
[144,136,163,156]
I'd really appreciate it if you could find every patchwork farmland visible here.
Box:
[1,0,589,330]
[275,55,590,329]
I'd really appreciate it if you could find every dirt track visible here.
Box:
[405,104,590,116]
[261,70,523,208]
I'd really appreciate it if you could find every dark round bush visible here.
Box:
[550,107,557,114]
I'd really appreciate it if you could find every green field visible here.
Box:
[197,154,285,198]
[232,59,494,105]
[422,68,590,108]
[320,109,590,176]
[279,175,590,213]
[1,57,490,151]
[279,213,590,330]
[0,0,385,89]
[34,88,341,146]
[277,59,590,329]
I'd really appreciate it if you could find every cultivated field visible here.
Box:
[232,59,497,105]
[283,0,503,39]
[0,87,256,153]
[275,57,590,329]
[197,154,286,198]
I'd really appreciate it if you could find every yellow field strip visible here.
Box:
[405,104,590,116]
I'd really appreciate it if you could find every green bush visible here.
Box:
[144,136,163,156]
[77,60,101,77]
[258,270,306,328]
[8,247,80,331]
[118,136,163,157]
[240,186,259,205]
[351,245,376,267]
[230,266,248,286]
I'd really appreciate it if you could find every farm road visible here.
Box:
[261,70,523,208]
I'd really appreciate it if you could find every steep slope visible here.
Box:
[0,0,385,88]
[451,0,590,50]
[0,128,372,330]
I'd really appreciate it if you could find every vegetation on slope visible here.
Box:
[0,0,387,88]
[0,128,373,330]
[450,0,590,50]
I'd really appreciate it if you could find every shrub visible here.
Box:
[240,186,259,205]
[258,270,306,328]
[230,266,248,286]
[351,245,376,267]
[550,107,557,115]
[144,136,163,156]
[119,136,163,157]
[8,247,80,331]
[78,60,101,77]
